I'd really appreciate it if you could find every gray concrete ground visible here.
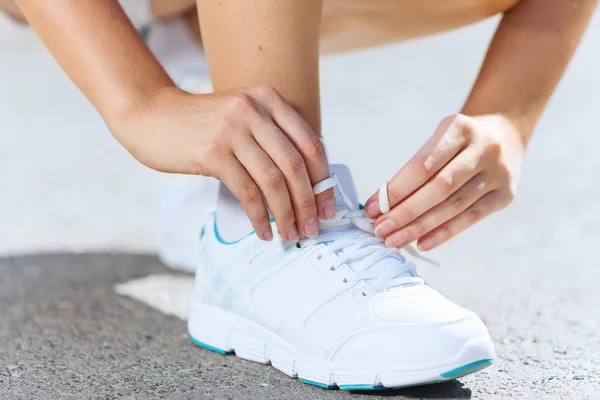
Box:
[2,6,600,400]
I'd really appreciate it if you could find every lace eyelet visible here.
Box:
[295,242,301,249]
[343,278,347,283]
[361,292,367,297]
[316,254,322,260]
[330,266,335,271]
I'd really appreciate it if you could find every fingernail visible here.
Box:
[418,236,436,251]
[304,217,319,238]
[284,225,299,241]
[374,219,397,238]
[259,227,273,242]
[364,200,380,217]
[321,199,336,220]
[385,230,410,248]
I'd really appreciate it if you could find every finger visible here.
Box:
[250,116,320,238]
[416,191,501,251]
[218,156,273,242]
[232,133,299,242]
[374,145,483,239]
[383,173,493,248]
[364,114,472,218]
[257,86,336,220]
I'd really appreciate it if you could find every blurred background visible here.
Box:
[1,6,599,399]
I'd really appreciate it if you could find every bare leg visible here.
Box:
[320,0,521,54]
[186,1,521,53]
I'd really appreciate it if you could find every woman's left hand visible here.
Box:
[364,113,526,251]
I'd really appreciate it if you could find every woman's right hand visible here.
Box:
[111,85,335,242]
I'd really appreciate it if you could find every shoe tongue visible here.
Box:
[329,164,359,210]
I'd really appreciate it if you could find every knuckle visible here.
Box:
[240,184,261,204]
[449,193,468,211]
[414,155,433,174]
[228,93,255,114]
[436,173,456,195]
[286,150,306,174]
[265,168,285,188]
[280,209,296,225]
[437,224,452,241]
[299,196,317,214]
[406,158,429,181]
[448,128,469,147]
[253,84,278,99]
[467,206,483,224]
[450,113,473,131]
[253,213,272,226]
[304,135,326,160]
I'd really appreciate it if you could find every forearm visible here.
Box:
[197,0,323,135]
[16,0,173,124]
[462,0,598,144]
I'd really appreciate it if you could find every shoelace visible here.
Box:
[298,175,435,295]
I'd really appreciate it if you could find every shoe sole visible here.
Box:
[188,300,494,390]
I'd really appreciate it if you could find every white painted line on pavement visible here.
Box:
[115,274,194,320]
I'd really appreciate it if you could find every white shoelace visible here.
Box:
[301,174,435,295]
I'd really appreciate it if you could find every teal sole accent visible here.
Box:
[189,334,231,355]
[299,379,336,389]
[339,384,386,391]
[440,358,493,379]
[189,330,491,390]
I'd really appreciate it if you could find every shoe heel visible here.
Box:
[188,300,233,355]
[188,299,272,364]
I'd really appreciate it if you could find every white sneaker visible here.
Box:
[188,165,494,390]
[156,177,218,272]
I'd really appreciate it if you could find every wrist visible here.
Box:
[462,110,533,150]
[103,84,182,136]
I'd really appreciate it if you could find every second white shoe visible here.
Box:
[188,164,494,390]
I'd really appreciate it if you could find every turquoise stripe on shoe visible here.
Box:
[189,334,231,355]
[339,384,386,391]
[440,358,493,379]
[300,379,336,389]
[213,214,276,245]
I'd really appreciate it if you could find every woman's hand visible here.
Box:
[364,113,526,251]
[112,85,336,242]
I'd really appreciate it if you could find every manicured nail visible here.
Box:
[259,227,273,242]
[385,230,410,248]
[284,225,299,241]
[374,218,397,238]
[304,217,319,238]
[364,200,380,217]
[321,198,336,220]
[418,236,436,251]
